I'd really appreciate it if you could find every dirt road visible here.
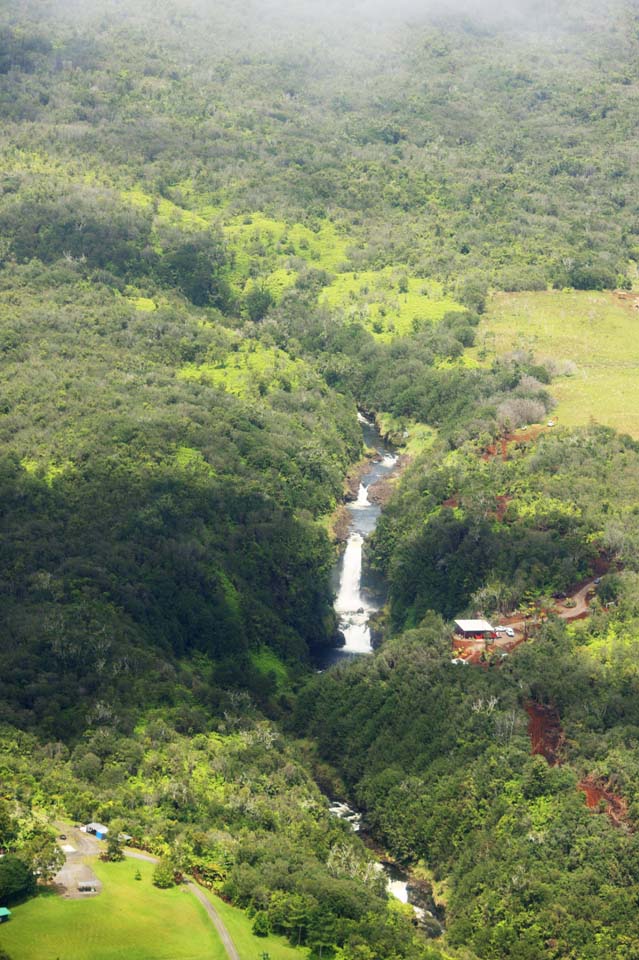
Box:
[454,579,598,663]
[123,848,240,960]
[53,825,101,899]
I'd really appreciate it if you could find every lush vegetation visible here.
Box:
[294,588,639,959]
[0,859,227,960]
[370,425,639,627]
[1,2,639,959]
[473,290,639,438]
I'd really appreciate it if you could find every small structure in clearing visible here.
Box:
[0,907,11,923]
[454,619,496,640]
[84,822,109,840]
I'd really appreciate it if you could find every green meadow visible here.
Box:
[0,860,225,960]
[178,342,308,398]
[205,892,310,960]
[473,290,639,437]
[319,269,463,341]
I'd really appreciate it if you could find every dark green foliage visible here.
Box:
[245,284,275,322]
[1,4,639,960]
[369,427,639,630]
[105,833,124,862]
[294,598,639,960]
[0,856,36,905]
[155,229,231,309]
[252,910,270,936]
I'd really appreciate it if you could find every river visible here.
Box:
[320,412,398,667]
[321,415,444,932]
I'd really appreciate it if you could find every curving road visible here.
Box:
[456,579,598,663]
[55,830,239,960]
[122,849,240,960]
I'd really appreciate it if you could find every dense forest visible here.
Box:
[1,2,639,959]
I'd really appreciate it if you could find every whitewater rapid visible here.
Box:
[331,415,398,660]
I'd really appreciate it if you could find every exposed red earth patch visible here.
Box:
[525,701,564,766]
[482,426,547,462]
[523,705,629,828]
[494,494,513,521]
[578,777,628,828]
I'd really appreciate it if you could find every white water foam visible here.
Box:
[352,482,371,508]
[335,533,373,653]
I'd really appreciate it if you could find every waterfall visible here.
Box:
[335,533,372,654]
[353,483,370,508]
[321,413,399,669]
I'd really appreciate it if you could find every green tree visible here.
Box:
[104,833,124,862]
[152,859,176,889]
[0,856,36,904]
[252,910,270,937]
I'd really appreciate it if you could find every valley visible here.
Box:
[2,3,639,960]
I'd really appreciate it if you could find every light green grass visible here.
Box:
[319,269,463,341]
[225,214,349,277]
[249,647,290,691]
[375,413,437,457]
[203,890,309,960]
[178,342,308,398]
[126,296,157,312]
[473,290,639,438]
[0,860,225,960]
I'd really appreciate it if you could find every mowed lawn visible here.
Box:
[0,860,227,960]
[203,890,310,960]
[474,290,639,437]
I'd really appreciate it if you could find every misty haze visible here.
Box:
[0,1,638,959]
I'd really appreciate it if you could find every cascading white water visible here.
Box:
[335,533,365,614]
[335,532,372,653]
[323,414,399,666]
[353,483,370,508]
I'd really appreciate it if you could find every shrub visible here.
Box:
[152,858,177,888]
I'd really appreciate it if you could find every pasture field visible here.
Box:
[473,290,639,437]
[0,860,225,960]
[204,891,310,960]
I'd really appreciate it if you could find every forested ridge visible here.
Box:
[1,2,639,959]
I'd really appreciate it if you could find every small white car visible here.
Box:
[505,627,515,638]
[450,657,468,665]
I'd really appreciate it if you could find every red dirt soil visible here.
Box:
[494,494,513,521]
[578,777,628,828]
[524,704,629,827]
[482,426,547,462]
[525,701,564,766]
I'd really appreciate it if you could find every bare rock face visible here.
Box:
[332,506,351,542]
[367,612,385,650]
[331,628,346,649]
[407,879,446,937]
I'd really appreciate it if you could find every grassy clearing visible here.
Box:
[319,269,463,341]
[375,412,437,458]
[203,890,310,960]
[0,860,225,960]
[178,342,308,398]
[249,647,290,691]
[473,290,639,437]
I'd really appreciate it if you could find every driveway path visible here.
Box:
[123,848,240,960]
[455,578,598,663]
[186,882,241,960]
[54,828,240,959]
[53,824,101,899]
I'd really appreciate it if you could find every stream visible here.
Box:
[321,414,444,936]
[320,412,398,667]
